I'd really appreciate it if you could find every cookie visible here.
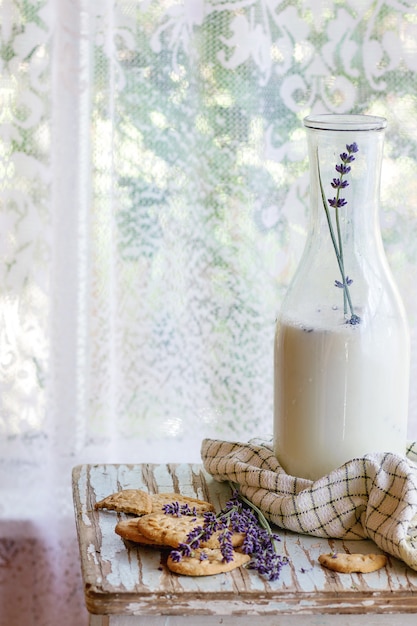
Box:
[137,513,245,549]
[151,492,215,514]
[138,513,213,548]
[94,489,153,515]
[137,513,205,548]
[115,518,167,547]
[318,552,387,574]
[167,548,250,576]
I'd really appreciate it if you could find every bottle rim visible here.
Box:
[303,114,387,131]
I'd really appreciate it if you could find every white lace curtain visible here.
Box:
[2,1,417,624]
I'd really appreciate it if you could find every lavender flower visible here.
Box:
[164,490,289,581]
[328,197,347,208]
[169,549,183,562]
[218,529,235,562]
[236,491,289,582]
[335,276,353,288]
[162,502,198,517]
[331,178,348,189]
[336,163,350,175]
[318,141,360,325]
[187,525,205,548]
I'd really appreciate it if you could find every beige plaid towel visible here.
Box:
[201,437,417,571]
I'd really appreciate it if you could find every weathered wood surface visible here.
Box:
[73,463,417,619]
[89,616,417,626]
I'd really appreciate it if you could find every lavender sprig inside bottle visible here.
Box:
[318,142,360,325]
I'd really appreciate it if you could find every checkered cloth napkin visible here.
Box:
[201,437,417,571]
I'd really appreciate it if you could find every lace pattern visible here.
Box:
[1,1,417,624]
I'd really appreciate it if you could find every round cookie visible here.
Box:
[318,552,387,574]
[167,548,250,576]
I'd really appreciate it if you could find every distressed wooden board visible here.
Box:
[90,616,417,626]
[73,464,417,617]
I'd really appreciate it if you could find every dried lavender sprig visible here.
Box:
[165,490,289,581]
[230,485,289,581]
[317,142,360,325]
[234,489,272,533]
[331,143,359,322]
[168,504,236,563]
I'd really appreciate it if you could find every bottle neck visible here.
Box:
[280,115,406,327]
[281,116,390,325]
[306,124,385,250]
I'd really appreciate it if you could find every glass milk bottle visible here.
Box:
[273,114,410,481]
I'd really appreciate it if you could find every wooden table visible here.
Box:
[72,463,417,626]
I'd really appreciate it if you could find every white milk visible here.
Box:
[273,308,409,481]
